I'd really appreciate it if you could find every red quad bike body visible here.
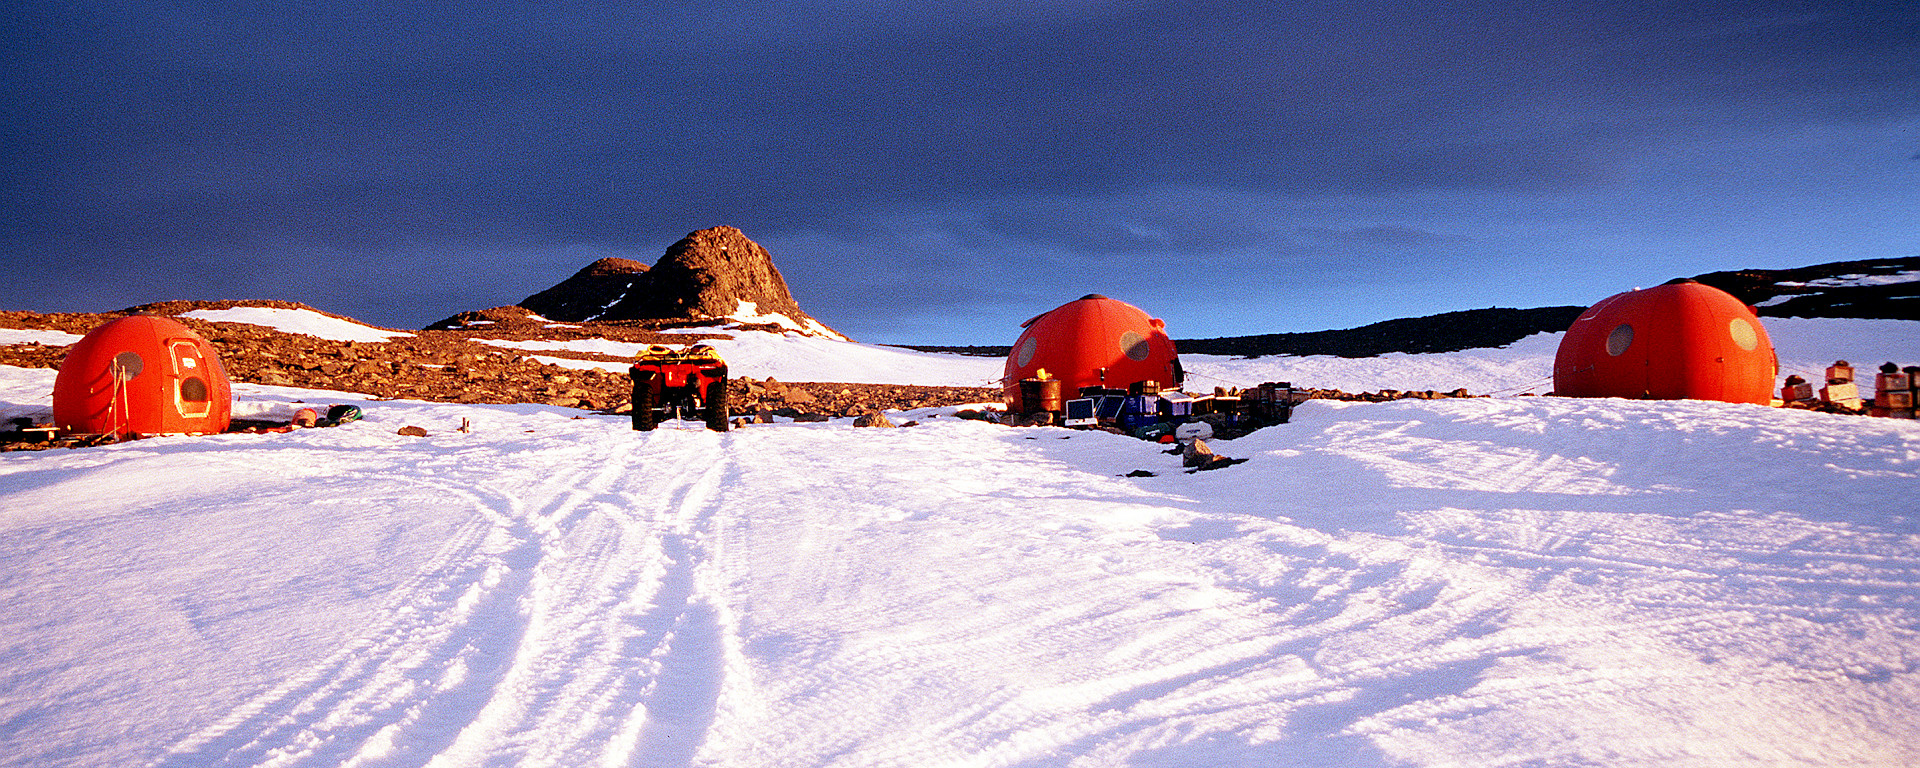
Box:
[628,345,730,431]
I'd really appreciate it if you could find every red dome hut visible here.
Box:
[1003,294,1182,411]
[53,316,232,436]
[1552,281,1776,404]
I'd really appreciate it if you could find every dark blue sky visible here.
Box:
[6,1,1916,344]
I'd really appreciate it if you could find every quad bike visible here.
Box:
[628,344,729,432]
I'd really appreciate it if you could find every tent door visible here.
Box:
[169,340,213,418]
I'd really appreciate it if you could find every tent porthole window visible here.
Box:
[1120,331,1150,361]
[112,351,144,381]
[1727,318,1758,351]
[1014,336,1037,367]
[180,377,209,403]
[1605,324,1634,356]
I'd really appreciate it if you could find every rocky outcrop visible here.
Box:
[511,227,842,337]
[517,257,649,322]
[614,227,801,320]
[426,305,563,333]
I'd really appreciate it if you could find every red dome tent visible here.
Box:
[1003,294,1182,411]
[1553,281,1776,405]
[53,316,233,436]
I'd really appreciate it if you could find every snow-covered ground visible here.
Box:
[0,327,85,346]
[178,307,417,343]
[2,312,1917,768]
[1777,270,1920,289]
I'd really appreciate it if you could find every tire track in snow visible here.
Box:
[393,431,730,768]
[612,437,730,768]
[1214,402,1920,766]
[144,429,735,768]
[422,437,665,766]
[143,476,536,768]
[685,425,1355,768]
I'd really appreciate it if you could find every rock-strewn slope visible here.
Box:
[1689,256,1920,321]
[0,303,990,417]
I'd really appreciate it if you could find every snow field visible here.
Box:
[2,310,1916,767]
[0,328,85,347]
[3,363,1917,767]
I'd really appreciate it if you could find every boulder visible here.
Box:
[1181,439,1217,468]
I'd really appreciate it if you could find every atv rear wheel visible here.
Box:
[704,379,729,432]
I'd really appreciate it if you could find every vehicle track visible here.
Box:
[145,428,735,768]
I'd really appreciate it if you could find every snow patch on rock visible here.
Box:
[179,307,415,343]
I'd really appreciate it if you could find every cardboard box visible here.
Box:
[1822,381,1862,408]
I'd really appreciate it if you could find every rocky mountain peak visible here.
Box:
[623,226,808,322]
[518,257,649,322]
[576,256,651,277]
[509,226,841,337]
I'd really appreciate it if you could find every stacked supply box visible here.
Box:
[1872,363,1915,418]
[1158,391,1196,422]
[1780,375,1816,405]
[1245,382,1301,424]
[1820,361,1862,410]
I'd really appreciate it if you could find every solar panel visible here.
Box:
[1064,398,1097,426]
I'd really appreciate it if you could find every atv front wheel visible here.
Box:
[631,373,658,431]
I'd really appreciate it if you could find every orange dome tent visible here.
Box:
[53,316,232,436]
[1003,294,1182,411]
[1552,280,1776,404]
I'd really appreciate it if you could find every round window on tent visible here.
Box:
[180,376,209,402]
[112,351,144,381]
[1728,317,1758,351]
[1605,324,1634,356]
[1119,331,1150,361]
[1014,336,1037,367]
